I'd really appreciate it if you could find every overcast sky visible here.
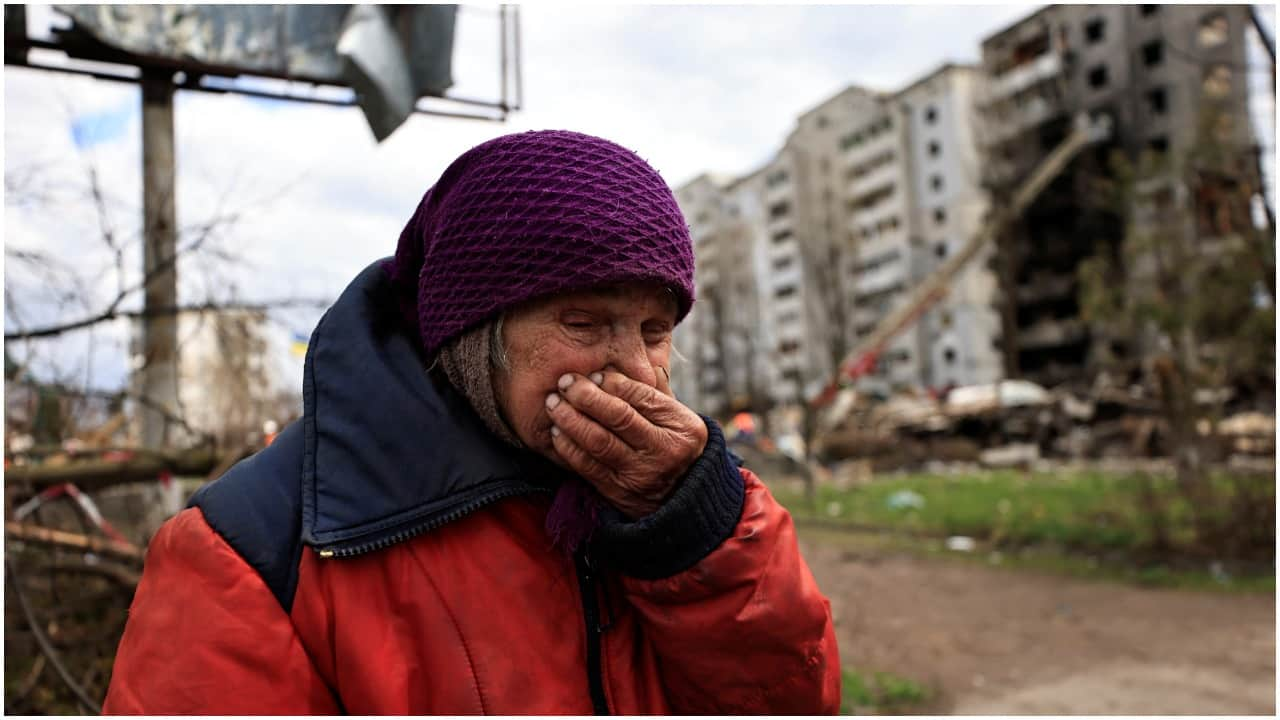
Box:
[4,3,1275,398]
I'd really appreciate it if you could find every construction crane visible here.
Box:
[812,112,1114,410]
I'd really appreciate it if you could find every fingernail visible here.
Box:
[558,373,574,391]
[589,371,603,385]
[545,393,561,410]
[550,426,561,437]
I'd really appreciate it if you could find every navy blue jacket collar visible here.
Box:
[300,260,555,550]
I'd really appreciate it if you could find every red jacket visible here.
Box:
[103,263,840,714]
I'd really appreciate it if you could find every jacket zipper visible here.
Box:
[315,485,546,559]
[575,550,611,715]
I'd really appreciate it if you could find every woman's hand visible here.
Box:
[544,367,708,518]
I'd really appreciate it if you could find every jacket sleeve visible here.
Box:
[590,421,841,714]
[103,507,340,715]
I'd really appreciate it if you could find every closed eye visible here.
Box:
[643,320,673,344]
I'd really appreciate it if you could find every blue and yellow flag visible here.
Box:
[290,331,309,358]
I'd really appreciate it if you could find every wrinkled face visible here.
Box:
[495,282,678,460]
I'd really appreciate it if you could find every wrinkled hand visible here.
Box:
[545,368,708,519]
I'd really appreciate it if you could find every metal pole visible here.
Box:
[499,5,509,113]
[513,5,524,110]
[139,70,179,449]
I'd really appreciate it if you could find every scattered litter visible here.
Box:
[1209,561,1231,585]
[886,490,926,511]
[945,536,976,552]
[979,443,1040,468]
[825,501,843,518]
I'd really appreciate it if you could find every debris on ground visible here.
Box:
[809,375,1274,474]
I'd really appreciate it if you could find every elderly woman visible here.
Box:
[104,131,840,714]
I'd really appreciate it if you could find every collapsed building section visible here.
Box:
[978,4,1261,388]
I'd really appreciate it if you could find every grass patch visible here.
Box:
[840,667,930,714]
[775,468,1275,590]
[776,469,1270,552]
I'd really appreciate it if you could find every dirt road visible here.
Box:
[798,529,1275,715]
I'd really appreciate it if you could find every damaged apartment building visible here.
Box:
[979,3,1261,387]
[674,65,997,415]
[674,3,1263,417]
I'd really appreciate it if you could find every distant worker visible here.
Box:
[261,419,279,447]
[104,131,840,714]
[731,410,757,446]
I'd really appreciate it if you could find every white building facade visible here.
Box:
[675,70,1003,415]
[898,64,1003,388]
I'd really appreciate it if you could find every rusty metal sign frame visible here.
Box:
[4,4,524,124]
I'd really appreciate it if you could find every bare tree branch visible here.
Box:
[5,297,331,341]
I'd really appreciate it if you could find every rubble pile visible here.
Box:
[816,377,1275,472]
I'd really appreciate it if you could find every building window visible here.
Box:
[778,339,800,355]
[1142,40,1164,67]
[1198,14,1229,48]
[771,228,794,244]
[875,216,901,234]
[933,207,947,225]
[943,347,957,364]
[930,174,944,192]
[1084,18,1105,44]
[769,200,791,219]
[924,106,939,124]
[1203,64,1231,97]
[1146,87,1168,115]
[935,242,947,258]
[1088,65,1109,89]
[816,115,829,129]
[927,140,941,158]
[766,169,789,188]
[772,256,794,272]
[775,285,797,299]
[1140,5,1160,17]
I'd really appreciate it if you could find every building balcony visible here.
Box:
[842,132,899,165]
[1016,317,1087,350]
[769,263,802,289]
[986,52,1062,103]
[853,262,907,296]
[765,178,792,204]
[983,94,1062,147]
[847,161,902,200]
[766,213,792,234]
[856,227,910,257]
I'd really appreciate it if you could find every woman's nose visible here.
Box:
[606,332,657,387]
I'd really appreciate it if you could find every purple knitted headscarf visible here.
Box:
[385,129,696,551]
[386,129,695,357]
